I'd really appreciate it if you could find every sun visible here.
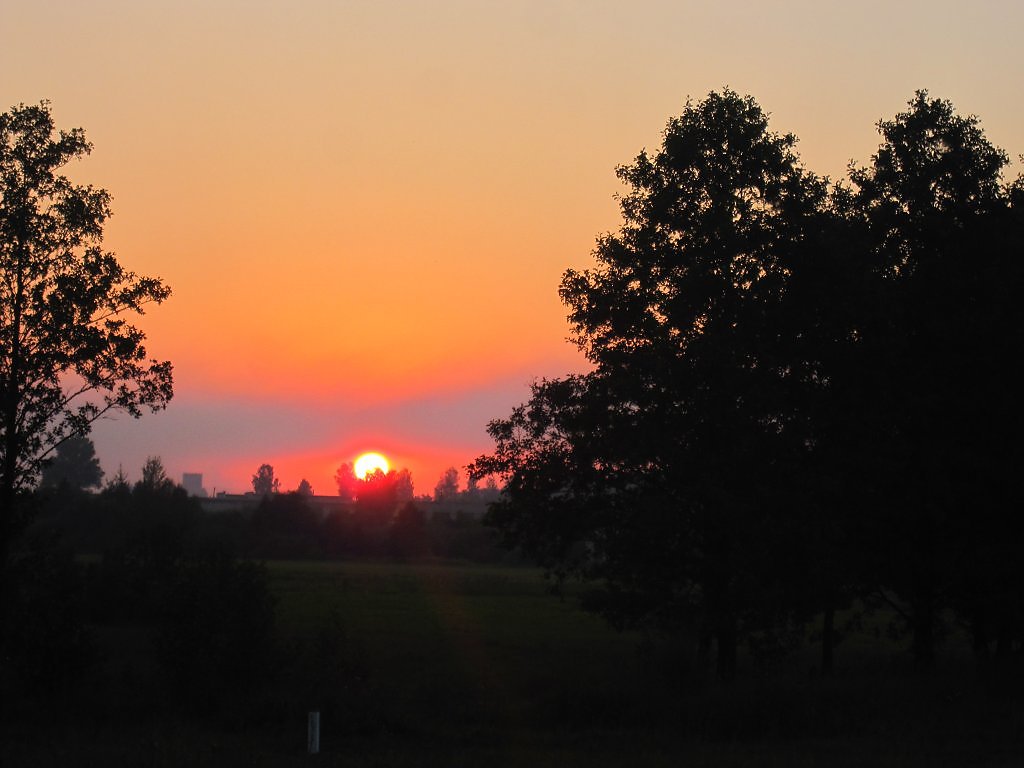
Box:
[354,452,390,479]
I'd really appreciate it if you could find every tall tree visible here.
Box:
[392,468,414,502]
[433,467,459,502]
[38,434,103,491]
[473,90,831,679]
[334,462,358,502]
[138,455,174,494]
[475,89,1024,677]
[463,474,480,501]
[848,91,1021,667]
[251,463,280,496]
[356,468,400,516]
[0,102,172,558]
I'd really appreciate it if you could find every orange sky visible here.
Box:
[4,1,1023,494]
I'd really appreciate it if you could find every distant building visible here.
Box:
[182,472,207,497]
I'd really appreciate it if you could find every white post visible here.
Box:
[308,710,320,754]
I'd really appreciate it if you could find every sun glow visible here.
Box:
[354,452,390,479]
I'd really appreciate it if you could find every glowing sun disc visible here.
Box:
[354,452,390,479]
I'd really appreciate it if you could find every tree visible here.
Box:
[846,91,1022,668]
[0,102,172,559]
[462,475,480,501]
[473,89,1024,678]
[334,462,358,502]
[38,434,103,491]
[296,478,314,497]
[356,468,399,517]
[476,475,502,505]
[334,462,413,508]
[137,455,174,494]
[433,467,459,502]
[104,464,130,496]
[392,468,414,502]
[472,90,831,679]
[251,463,280,496]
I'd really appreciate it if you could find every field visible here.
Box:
[4,559,1024,766]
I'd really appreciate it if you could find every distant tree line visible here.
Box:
[249,460,500,507]
[34,453,512,565]
[1,451,515,721]
[471,90,1024,680]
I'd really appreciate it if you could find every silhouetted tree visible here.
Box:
[331,462,415,521]
[38,435,103,491]
[105,465,130,494]
[0,102,173,565]
[251,463,280,496]
[475,89,1024,677]
[462,475,480,501]
[88,459,198,591]
[393,468,414,502]
[334,462,358,502]
[847,91,1022,668]
[472,89,831,680]
[137,456,174,494]
[296,478,314,496]
[434,467,459,502]
[356,469,399,517]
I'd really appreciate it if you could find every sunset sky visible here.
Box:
[3,1,1023,495]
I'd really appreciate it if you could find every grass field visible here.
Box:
[4,558,1024,766]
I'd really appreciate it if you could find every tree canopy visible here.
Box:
[433,467,459,502]
[333,461,415,518]
[251,463,280,496]
[0,102,172,555]
[38,434,103,491]
[471,89,1024,678]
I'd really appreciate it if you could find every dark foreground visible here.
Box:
[3,561,1023,766]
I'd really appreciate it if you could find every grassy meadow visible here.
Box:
[4,558,1024,766]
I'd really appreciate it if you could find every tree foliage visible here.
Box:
[334,462,357,501]
[251,463,280,496]
[138,455,173,494]
[433,466,459,502]
[471,89,1024,677]
[38,434,103,491]
[475,90,832,679]
[335,462,414,512]
[0,102,172,552]
[844,91,1024,667]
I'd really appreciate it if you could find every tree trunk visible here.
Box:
[0,229,25,573]
[0,434,17,571]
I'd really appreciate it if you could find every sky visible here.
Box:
[3,1,1023,495]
